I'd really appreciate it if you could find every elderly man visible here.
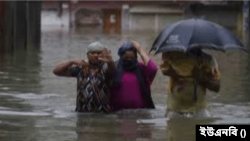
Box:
[53,42,116,113]
[160,49,220,118]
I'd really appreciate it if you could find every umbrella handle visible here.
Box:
[194,61,202,102]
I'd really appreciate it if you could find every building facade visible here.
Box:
[42,0,246,35]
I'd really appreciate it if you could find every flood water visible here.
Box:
[1,17,250,140]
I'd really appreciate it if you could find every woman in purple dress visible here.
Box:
[109,41,158,112]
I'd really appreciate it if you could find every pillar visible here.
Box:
[121,4,129,32]
[27,1,41,49]
[0,1,4,65]
[243,0,249,45]
[69,1,73,28]
[0,1,5,49]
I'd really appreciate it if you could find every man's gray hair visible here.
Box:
[87,41,105,53]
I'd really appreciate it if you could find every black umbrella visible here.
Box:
[150,18,248,102]
[150,18,248,54]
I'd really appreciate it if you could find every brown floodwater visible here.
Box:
[0,25,250,141]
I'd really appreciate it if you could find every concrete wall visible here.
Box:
[157,14,185,31]
[186,4,241,33]
[129,13,155,31]
[127,5,185,32]
[195,7,239,29]
[123,3,242,34]
[128,13,184,32]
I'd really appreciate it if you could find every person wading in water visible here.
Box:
[53,42,116,113]
[159,49,220,118]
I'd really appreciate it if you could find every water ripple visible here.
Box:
[0,110,51,116]
[0,93,61,100]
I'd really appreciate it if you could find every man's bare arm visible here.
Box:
[193,66,220,92]
[53,60,87,77]
[199,78,220,92]
[53,61,74,77]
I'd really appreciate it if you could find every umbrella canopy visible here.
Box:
[150,18,248,54]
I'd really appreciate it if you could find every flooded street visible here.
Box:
[0,23,250,141]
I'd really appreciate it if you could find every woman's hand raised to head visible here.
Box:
[131,40,142,53]
[131,40,149,66]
